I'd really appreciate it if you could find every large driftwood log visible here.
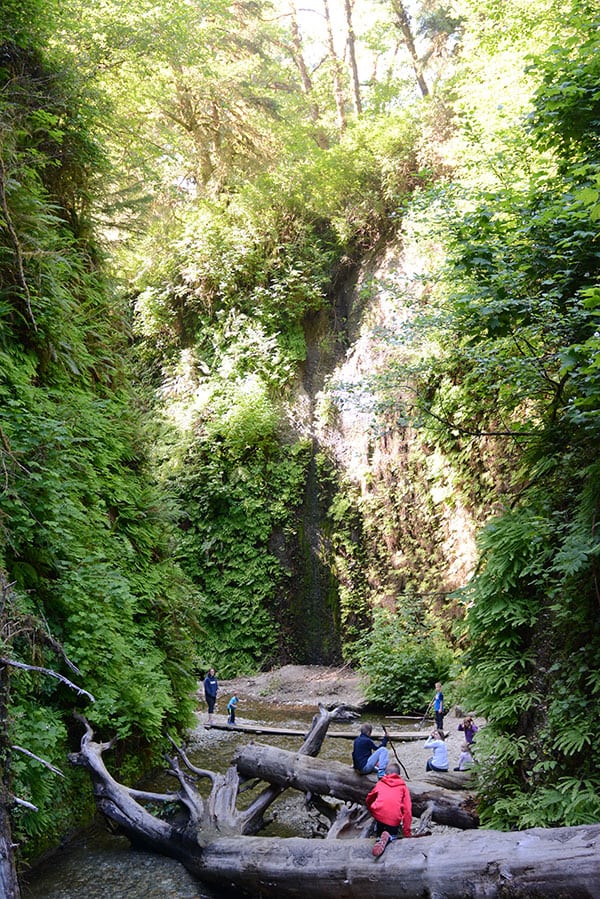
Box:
[68,705,341,852]
[67,707,600,897]
[188,825,600,898]
[233,743,478,829]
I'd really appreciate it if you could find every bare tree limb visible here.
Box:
[0,658,95,702]
[11,797,38,812]
[10,745,64,777]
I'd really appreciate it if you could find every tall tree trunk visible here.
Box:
[0,802,21,899]
[1,735,21,897]
[390,0,429,98]
[0,577,21,899]
[322,0,347,132]
[343,0,362,115]
[288,3,329,148]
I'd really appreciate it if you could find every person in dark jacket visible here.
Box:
[352,723,389,776]
[365,762,412,857]
[203,668,218,725]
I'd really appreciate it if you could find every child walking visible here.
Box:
[227,694,239,724]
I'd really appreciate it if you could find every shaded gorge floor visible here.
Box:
[22,667,475,897]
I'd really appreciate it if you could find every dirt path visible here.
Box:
[218,664,366,709]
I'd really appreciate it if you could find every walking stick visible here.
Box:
[417,699,434,730]
[382,725,409,780]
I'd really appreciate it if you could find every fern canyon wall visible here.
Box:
[279,238,480,665]
[3,0,600,876]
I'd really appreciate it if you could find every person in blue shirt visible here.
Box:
[433,682,445,731]
[203,668,218,725]
[227,694,239,724]
[352,723,389,777]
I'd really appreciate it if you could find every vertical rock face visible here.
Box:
[281,239,479,660]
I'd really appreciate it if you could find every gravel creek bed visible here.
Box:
[22,666,481,897]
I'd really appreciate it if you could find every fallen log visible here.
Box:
[67,707,600,897]
[204,722,426,740]
[233,742,479,828]
[67,704,342,851]
[187,825,600,898]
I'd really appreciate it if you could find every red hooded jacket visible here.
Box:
[365,773,412,836]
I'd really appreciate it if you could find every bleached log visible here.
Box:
[233,743,478,829]
[69,707,600,898]
[188,825,600,898]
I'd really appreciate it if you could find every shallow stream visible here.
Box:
[21,699,380,898]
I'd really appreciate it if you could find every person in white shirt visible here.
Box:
[454,742,474,771]
[424,728,449,772]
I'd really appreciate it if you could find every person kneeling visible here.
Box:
[365,762,412,857]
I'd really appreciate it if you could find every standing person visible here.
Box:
[352,723,390,777]
[227,694,239,724]
[365,762,412,857]
[424,728,449,772]
[203,667,218,725]
[433,681,445,731]
[458,715,478,745]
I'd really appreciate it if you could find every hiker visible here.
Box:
[454,741,474,771]
[203,667,218,725]
[352,723,390,777]
[458,715,478,745]
[432,681,445,730]
[227,694,239,724]
[365,762,412,857]
[424,728,449,772]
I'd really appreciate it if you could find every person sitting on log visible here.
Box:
[365,762,413,857]
[424,728,449,772]
[352,723,389,778]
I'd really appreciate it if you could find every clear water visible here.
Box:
[21,700,369,898]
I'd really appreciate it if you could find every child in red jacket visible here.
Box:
[365,762,412,857]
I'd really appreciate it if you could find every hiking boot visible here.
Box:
[372,830,391,857]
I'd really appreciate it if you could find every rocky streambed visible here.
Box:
[23,665,481,898]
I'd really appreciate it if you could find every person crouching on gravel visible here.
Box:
[365,762,412,857]
[352,723,390,777]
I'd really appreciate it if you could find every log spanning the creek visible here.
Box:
[68,704,600,898]
[204,721,427,740]
[233,743,479,829]
[189,825,600,898]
